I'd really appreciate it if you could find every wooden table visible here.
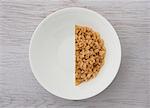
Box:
[0,0,150,108]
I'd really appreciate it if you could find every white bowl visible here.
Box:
[29,7,121,100]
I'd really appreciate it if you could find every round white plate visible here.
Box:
[29,7,121,100]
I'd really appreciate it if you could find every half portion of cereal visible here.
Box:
[75,25,106,86]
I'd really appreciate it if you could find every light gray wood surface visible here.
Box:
[0,0,150,108]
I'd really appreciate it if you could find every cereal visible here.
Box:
[75,25,106,85]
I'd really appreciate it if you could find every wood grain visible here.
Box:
[0,0,150,108]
